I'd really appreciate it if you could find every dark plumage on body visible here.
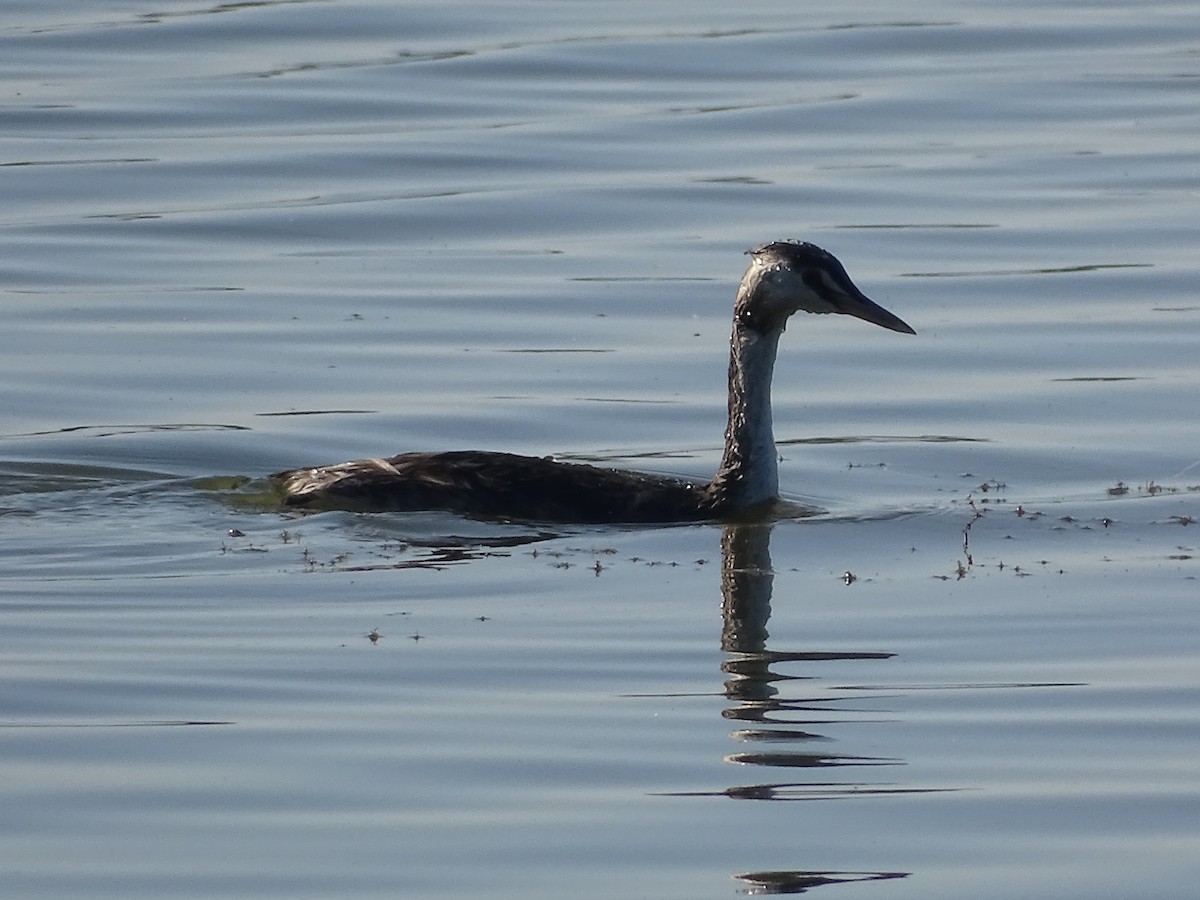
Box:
[273,241,914,523]
[276,451,713,523]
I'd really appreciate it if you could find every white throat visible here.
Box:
[710,323,783,511]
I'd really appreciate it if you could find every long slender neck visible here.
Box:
[706,318,784,514]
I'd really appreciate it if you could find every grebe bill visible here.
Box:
[272,241,914,523]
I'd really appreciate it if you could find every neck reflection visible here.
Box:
[717,523,910,894]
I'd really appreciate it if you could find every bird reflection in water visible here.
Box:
[720,523,910,893]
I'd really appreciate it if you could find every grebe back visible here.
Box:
[273,241,914,523]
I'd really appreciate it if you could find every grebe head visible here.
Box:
[736,241,916,335]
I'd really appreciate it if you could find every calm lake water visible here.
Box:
[2,1,1198,897]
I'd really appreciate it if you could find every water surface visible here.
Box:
[2,2,1198,897]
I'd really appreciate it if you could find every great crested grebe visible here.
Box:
[273,241,914,523]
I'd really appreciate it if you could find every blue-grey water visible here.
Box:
[2,2,1198,897]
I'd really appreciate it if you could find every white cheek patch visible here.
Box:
[769,268,839,315]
